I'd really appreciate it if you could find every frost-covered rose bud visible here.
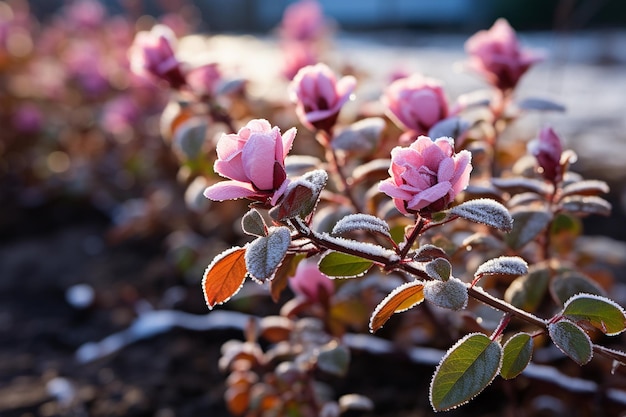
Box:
[204,119,296,206]
[128,24,186,88]
[528,126,563,183]
[290,63,356,133]
[465,18,544,91]
[289,259,334,304]
[382,73,449,138]
[379,136,472,215]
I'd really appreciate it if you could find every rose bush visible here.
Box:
[379,136,472,215]
[203,119,296,206]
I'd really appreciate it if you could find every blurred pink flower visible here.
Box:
[128,24,185,88]
[290,63,356,133]
[63,41,109,95]
[465,18,544,91]
[101,95,140,135]
[63,0,106,30]
[379,136,472,215]
[289,259,334,304]
[204,119,296,205]
[281,41,318,81]
[280,0,325,42]
[382,73,449,139]
[185,63,221,97]
[528,126,563,183]
[12,103,42,133]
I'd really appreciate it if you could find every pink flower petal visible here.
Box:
[203,181,257,201]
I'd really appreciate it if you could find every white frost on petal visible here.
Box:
[474,256,528,278]
[332,213,391,239]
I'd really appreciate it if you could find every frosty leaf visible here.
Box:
[550,271,605,306]
[559,195,612,217]
[172,118,207,161]
[447,199,513,232]
[474,256,528,281]
[508,192,543,208]
[270,170,328,221]
[241,208,267,237]
[491,177,552,196]
[352,159,392,183]
[245,227,291,282]
[561,180,609,198]
[562,293,626,336]
[317,342,351,377]
[202,246,248,309]
[504,264,551,312]
[332,117,385,154]
[318,251,373,278]
[505,209,552,250]
[284,155,323,176]
[428,116,471,141]
[338,394,374,412]
[332,213,391,239]
[425,258,452,281]
[414,244,449,262]
[423,277,468,310]
[429,333,502,412]
[548,320,593,365]
[369,280,424,332]
[517,97,566,112]
[500,333,533,379]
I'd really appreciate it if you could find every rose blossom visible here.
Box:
[290,63,356,133]
[128,24,185,88]
[379,136,472,215]
[289,258,334,304]
[465,18,544,91]
[280,0,325,42]
[528,126,563,183]
[382,73,449,139]
[204,119,296,206]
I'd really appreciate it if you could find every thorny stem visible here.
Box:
[316,130,363,213]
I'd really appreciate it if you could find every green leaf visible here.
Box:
[504,263,551,312]
[559,195,612,217]
[562,293,626,336]
[332,117,385,155]
[318,251,373,278]
[423,278,468,311]
[332,213,391,239]
[430,333,502,412]
[505,209,552,250]
[501,333,533,379]
[447,198,513,232]
[245,227,291,282]
[550,271,605,306]
[548,320,593,365]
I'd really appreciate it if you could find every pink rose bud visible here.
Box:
[382,73,449,137]
[280,0,325,42]
[281,40,318,80]
[289,63,356,133]
[465,18,544,92]
[528,126,563,183]
[379,136,472,215]
[185,63,221,97]
[289,259,334,304]
[128,24,186,88]
[204,119,296,206]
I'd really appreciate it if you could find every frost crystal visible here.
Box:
[424,277,468,310]
[474,256,528,278]
[332,213,391,238]
[316,231,399,262]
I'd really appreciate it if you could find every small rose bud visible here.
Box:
[290,63,356,133]
[289,258,334,304]
[465,18,544,92]
[528,126,563,183]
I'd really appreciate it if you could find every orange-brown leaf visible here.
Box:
[203,246,248,309]
[369,281,424,332]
